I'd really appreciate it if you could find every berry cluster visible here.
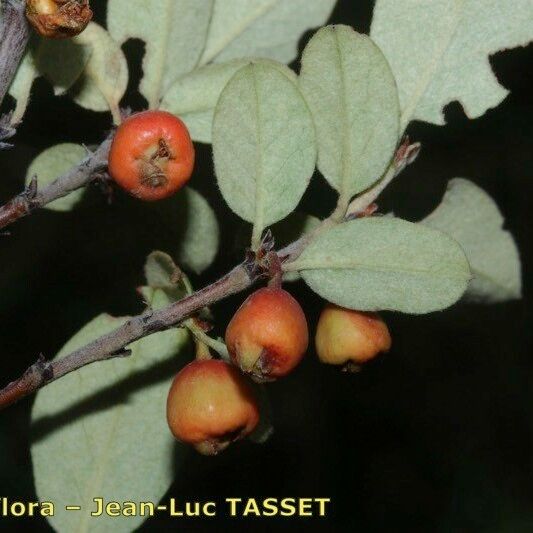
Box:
[168,287,391,455]
[108,111,391,456]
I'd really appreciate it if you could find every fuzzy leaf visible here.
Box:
[371,0,533,130]
[299,25,400,198]
[423,178,522,303]
[200,0,337,65]
[142,251,187,306]
[37,38,91,95]
[213,61,316,241]
[161,59,248,143]
[291,217,471,314]
[25,144,87,212]
[69,22,128,115]
[8,51,38,124]
[31,314,191,533]
[144,251,182,289]
[107,0,213,108]
[172,188,220,275]
[9,38,90,122]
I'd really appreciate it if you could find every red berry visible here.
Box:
[108,110,195,201]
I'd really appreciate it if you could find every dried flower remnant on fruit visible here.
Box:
[315,304,391,370]
[26,0,92,39]
[166,360,260,455]
[225,287,309,382]
[108,110,195,201]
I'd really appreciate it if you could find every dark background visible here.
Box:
[0,1,532,531]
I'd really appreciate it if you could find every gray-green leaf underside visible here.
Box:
[290,217,471,314]
[213,61,316,236]
[423,178,522,303]
[25,143,88,212]
[161,60,248,143]
[200,0,337,65]
[299,25,400,198]
[9,23,127,119]
[371,0,533,130]
[159,187,220,275]
[31,315,191,533]
[107,0,213,108]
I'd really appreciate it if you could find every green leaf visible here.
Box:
[299,25,400,199]
[423,178,522,303]
[37,38,91,96]
[290,217,471,314]
[173,188,220,274]
[142,251,187,307]
[26,144,88,212]
[142,188,219,275]
[144,251,182,289]
[31,314,191,533]
[161,59,248,143]
[371,0,533,130]
[8,51,38,124]
[69,22,128,117]
[213,61,316,245]
[107,0,214,108]
[9,38,91,122]
[200,0,337,65]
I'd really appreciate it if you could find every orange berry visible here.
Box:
[315,304,391,368]
[166,359,259,455]
[108,110,195,201]
[225,287,309,381]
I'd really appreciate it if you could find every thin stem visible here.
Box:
[0,262,259,410]
[346,138,421,219]
[109,103,122,126]
[0,136,112,230]
[185,319,230,360]
[281,139,421,273]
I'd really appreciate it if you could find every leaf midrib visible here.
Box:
[148,0,174,108]
[333,27,353,200]
[251,66,265,246]
[400,0,466,130]
[201,0,281,64]
[293,259,469,280]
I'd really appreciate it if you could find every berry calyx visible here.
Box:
[315,304,391,369]
[108,110,195,201]
[166,359,259,455]
[225,287,309,382]
[26,0,92,39]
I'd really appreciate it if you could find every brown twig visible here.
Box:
[0,0,30,148]
[0,136,112,230]
[0,261,264,410]
[0,136,420,410]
